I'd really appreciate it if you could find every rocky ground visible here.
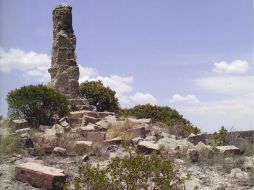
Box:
[0,112,253,190]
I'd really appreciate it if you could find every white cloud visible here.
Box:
[173,93,254,132]
[92,75,133,95]
[169,94,200,104]
[195,76,254,95]
[117,92,157,108]
[130,92,157,105]
[79,64,98,82]
[0,47,50,82]
[213,60,249,74]
[0,47,157,108]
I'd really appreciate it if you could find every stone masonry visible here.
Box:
[48,4,93,111]
[48,3,79,98]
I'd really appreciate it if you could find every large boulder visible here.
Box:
[187,133,206,145]
[104,137,122,146]
[196,141,214,158]
[158,136,194,152]
[137,141,160,154]
[215,145,241,155]
[15,162,66,190]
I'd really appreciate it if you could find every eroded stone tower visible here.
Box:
[49,4,93,111]
[48,3,79,98]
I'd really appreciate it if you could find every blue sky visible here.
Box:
[0,0,253,132]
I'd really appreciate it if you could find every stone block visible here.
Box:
[86,132,106,145]
[104,137,122,146]
[82,115,100,125]
[16,128,31,135]
[215,146,241,155]
[15,162,66,190]
[137,141,159,154]
[12,119,28,130]
[53,147,67,156]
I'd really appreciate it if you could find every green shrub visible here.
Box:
[120,104,200,135]
[212,126,228,146]
[79,80,120,112]
[74,153,179,190]
[6,84,70,127]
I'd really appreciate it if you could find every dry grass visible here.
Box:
[106,119,138,140]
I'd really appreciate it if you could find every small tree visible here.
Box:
[212,126,228,146]
[79,80,120,112]
[7,84,70,127]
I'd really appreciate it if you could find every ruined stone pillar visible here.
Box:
[48,3,79,98]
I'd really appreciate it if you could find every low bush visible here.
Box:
[7,84,70,127]
[74,153,180,190]
[120,104,200,135]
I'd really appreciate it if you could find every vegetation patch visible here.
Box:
[74,153,180,190]
[79,80,120,112]
[7,84,70,127]
[120,104,200,135]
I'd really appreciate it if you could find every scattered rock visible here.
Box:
[230,168,248,180]
[243,156,254,170]
[39,125,51,132]
[158,136,194,152]
[104,137,122,146]
[137,141,160,154]
[59,118,71,129]
[196,141,214,157]
[144,135,157,142]
[53,147,67,156]
[215,145,241,155]
[16,128,31,135]
[82,154,89,162]
[106,145,119,153]
[187,148,199,162]
[82,115,100,125]
[20,132,30,138]
[95,120,110,130]
[187,133,206,145]
[131,136,143,145]
[12,119,28,130]
[127,118,151,124]
[77,123,96,135]
[15,162,66,190]
[86,131,106,145]
[75,141,93,148]
[44,124,64,141]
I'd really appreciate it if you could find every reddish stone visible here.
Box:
[15,162,66,190]
[86,132,106,145]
